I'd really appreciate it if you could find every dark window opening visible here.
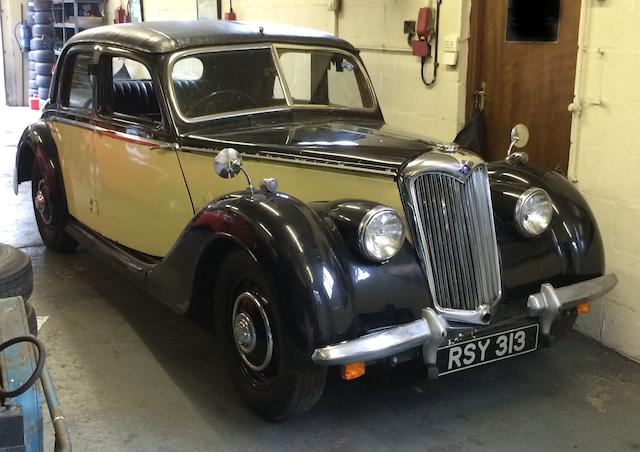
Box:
[506,0,560,42]
[64,53,94,111]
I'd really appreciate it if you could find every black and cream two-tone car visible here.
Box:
[14,20,617,420]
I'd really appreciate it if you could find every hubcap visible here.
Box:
[34,179,53,225]
[233,312,256,354]
[232,292,273,372]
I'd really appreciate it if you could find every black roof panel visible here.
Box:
[67,20,356,53]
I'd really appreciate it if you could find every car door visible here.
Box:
[50,46,101,232]
[92,51,194,257]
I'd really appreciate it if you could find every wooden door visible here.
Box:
[466,0,581,173]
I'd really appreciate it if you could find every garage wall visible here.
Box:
[105,0,470,142]
[220,0,471,142]
[569,1,640,362]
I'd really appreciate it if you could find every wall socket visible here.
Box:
[404,21,416,34]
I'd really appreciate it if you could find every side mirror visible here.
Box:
[506,124,530,165]
[214,148,243,179]
[510,124,529,149]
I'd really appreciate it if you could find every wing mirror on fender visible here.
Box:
[214,147,255,192]
[505,123,530,165]
[214,148,244,179]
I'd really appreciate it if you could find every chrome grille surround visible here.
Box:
[399,147,502,325]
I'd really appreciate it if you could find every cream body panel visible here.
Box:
[50,120,100,230]
[177,151,242,210]
[94,134,194,257]
[179,151,403,215]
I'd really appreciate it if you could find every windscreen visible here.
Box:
[171,46,375,120]
[171,48,286,119]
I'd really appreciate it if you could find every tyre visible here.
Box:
[37,87,49,99]
[31,155,77,253]
[36,75,51,88]
[215,251,326,420]
[33,11,53,24]
[29,70,36,80]
[32,0,52,12]
[31,24,53,38]
[29,89,38,97]
[29,60,36,70]
[24,301,38,336]
[30,37,54,51]
[29,80,38,89]
[28,1,35,11]
[35,62,53,76]
[29,50,54,63]
[0,243,33,302]
[26,13,35,26]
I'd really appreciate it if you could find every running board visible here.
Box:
[65,219,159,288]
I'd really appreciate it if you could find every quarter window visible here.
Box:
[67,53,94,110]
[108,57,162,124]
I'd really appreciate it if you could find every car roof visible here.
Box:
[67,20,357,54]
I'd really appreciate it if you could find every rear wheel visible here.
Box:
[31,156,77,253]
[215,251,326,421]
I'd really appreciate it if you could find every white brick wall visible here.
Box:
[570,1,640,362]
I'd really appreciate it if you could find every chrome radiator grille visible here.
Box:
[410,166,501,311]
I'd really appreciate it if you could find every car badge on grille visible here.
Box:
[458,163,472,175]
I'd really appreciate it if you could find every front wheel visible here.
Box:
[215,251,326,421]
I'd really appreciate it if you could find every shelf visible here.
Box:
[53,22,105,29]
[53,0,105,4]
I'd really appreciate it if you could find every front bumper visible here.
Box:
[311,274,618,369]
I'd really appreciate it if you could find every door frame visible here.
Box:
[465,0,487,122]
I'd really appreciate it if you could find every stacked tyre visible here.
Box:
[28,0,55,100]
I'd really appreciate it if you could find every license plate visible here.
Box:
[436,323,539,376]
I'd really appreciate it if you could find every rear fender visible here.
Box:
[14,121,62,199]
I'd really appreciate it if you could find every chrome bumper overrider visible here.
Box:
[527,273,618,335]
[311,274,618,368]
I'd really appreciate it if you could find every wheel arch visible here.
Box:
[15,121,63,198]
[146,192,358,355]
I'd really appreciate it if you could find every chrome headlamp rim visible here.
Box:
[357,205,405,263]
[515,187,553,237]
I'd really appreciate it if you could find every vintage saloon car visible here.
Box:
[14,21,617,420]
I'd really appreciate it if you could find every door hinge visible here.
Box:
[89,198,98,214]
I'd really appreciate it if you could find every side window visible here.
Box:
[66,53,94,110]
[109,56,162,124]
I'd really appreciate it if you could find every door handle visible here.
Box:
[150,143,180,152]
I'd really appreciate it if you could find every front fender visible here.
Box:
[147,191,431,355]
[148,191,355,355]
[489,162,605,303]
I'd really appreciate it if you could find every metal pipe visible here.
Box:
[567,0,592,182]
[40,364,72,452]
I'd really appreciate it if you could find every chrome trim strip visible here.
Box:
[181,144,397,176]
[270,44,293,106]
[49,117,171,148]
[528,273,618,335]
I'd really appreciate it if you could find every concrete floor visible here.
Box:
[1,106,640,451]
